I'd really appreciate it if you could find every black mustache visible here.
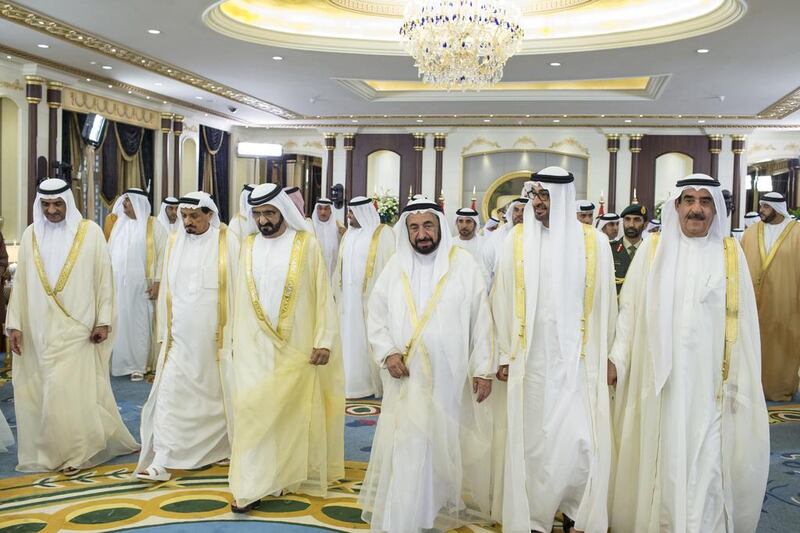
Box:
[687,213,706,220]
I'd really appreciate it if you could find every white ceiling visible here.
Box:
[1,0,799,128]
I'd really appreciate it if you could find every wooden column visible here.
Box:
[606,134,620,212]
[731,135,745,228]
[708,134,722,180]
[629,134,643,203]
[172,115,183,197]
[788,158,800,210]
[324,133,335,196]
[46,81,63,172]
[413,133,425,196]
[344,134,355,203]
[160,113,173,199]
[25,75,43,224]
[433,133,445,201]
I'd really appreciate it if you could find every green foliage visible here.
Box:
[375,195,399,225]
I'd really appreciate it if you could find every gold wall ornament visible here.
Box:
[512,136,538,148]
[0,1,299,119]
[784,143,800,153]
[748,143,777,154]
[461,137,502,155]
[0,79,23,91]
[303,140,324,151]
[283,140,299,152]
[62,88,161,129]
[549,137,590,155]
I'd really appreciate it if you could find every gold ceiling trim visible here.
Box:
[62,88,160,129]
[0,1,299,119]
[364,77,651,92]
[270,123,797,130]
[0,44,247,124]
[0,78,23,91]
[758,85,800,120]
[327,0,596,18]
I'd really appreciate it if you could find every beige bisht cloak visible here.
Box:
[229,230,345,506]
[741,219,800,401]
[7,219,138,472]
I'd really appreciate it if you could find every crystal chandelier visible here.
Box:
[400,0,524,90]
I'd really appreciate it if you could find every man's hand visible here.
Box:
[473,377,492,403]
[385,353,409,379]
[496,364,509,382]
[91,326,110,344]
[8,329,22,355]
[310,348,330,366]
[147,282,160,300]
[607,360,617,387]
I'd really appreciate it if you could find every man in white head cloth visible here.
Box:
[492,167,617,533]
[482,196,528,287]
[741,191,800,401]
[228,183,257,242]
[228,183,344,513]
[576,200,595,225]
[452,206,484,262]
[609,174,768,532]
[6,179,138,473]
[333,196,395,399]
[359,198,495,532]
[483,215,500,234]
[108,188,167,380]
[312,197,344,279]
[157,196,179,234]
[743,211,760,228]
[595,212,621,241]
[136,192,239,481]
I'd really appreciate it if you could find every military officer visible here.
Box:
[610,203,648,293]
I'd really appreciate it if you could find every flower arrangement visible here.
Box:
[375,195,400,225]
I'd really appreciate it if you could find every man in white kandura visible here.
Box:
[157,196,179,234]
[452,206,484,263]
[335,196,395,399]
[6,178,138,473]
[360,198,495,533]
[609,174,769,533]
[482,196,527,287]
[595,212,621,241]
[136,192,239,482]
[576,200,595,225]
[493,167,617,533]
[228,183,257,242]
[228,183,344,513]
[312,197,343,279]
[108,188,167,381]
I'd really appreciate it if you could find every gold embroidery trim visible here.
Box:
[31,219,90,318]
[163,232,178,359]
[580,224,597,358]
[216,227,228,352]
[146,216,155,279]
[399,247,457,368]
[722,237,738,383]
[362,224,386,294]
[513,224,526,350]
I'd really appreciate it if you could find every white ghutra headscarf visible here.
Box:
[33,178,83,286]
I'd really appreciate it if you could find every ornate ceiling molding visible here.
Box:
[0,1,299,119]
[0,78,22,91]
[0,44,246,124]
[62,87,160,129]
[758,86,800,119]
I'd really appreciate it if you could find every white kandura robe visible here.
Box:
[336,225,395,398]
[137,227,239,471]
[610,235,769,533]
[6,221,138,471]
[493,227,616,533]
[453,234,485,264]
[228,213,249,243]
[482,224,512,288]
[110,217,166,376]
[762,215,791,253]
[360,247,495,532]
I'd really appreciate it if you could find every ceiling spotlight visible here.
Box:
[141,59,146,64]
[195,96,203,100]
[549,62,562,66]
[101,65,112,70]
[5,55,11,59]
[639,114,644,117]
[453,114,458,118]
[489,114,494,117]
[698,119,706,123]
[416,119,423,123]
[85,78,91,82]
[162,100,167,104]
[483,119,491,123]
[717,114,723,118]
[107,84,113,88]
[146,96,151,100]
[204,113,209,116]
[696,48,710,54]
[147,29,161,35]
[37,44,50,49]
[167,69,172,73]
[154,82,162,86]
[351,119,358,123]
[383,114,388,118]
[272,56,283,61]
[600,114,606,117]
[553,119,560,123]
[624,119,632,123]
[127,90,132,94]
[677,114,682,118]
[563,114,567,117]
[111,48,116,52]
[90,61,96,65]
[525,114,530,117]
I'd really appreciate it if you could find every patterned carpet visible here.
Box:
[0,360,798,531]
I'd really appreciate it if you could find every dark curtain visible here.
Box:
[198,125,230,222]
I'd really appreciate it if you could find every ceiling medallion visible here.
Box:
[400,0,524,89]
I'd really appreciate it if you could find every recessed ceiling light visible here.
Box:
[600,114,605,117]
[351,119,358,123]
[127,90,132,94]
[677,114,682,118]
[111,48,116,52]
[162,100,167,104]
[154,82,162,86]
[525,114,530,118]
[195,96,203,100]
[167,69,172,73]
[639,114,644,117]
[146,96,151,100]
[85,77,91,82]
[453,114,458,118]
[6,55,11,59]
[383,114,388,118]
[107,84,113,89]
[549,62,562,67]
[37,44,49,49]
[489,114,494,117]
[717,114,722,118]
[698,119,706,123]
[563,114,567,118]
[696,48,710,54]
[624,119,632,123]
[272,56,283,61]
[416,119,423,123]
[204,113,209,116]
[90,61,96,65]
[483,119,491,123]
[553,119,560,123]
[147,29,161,35]
[101,65,112,70]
